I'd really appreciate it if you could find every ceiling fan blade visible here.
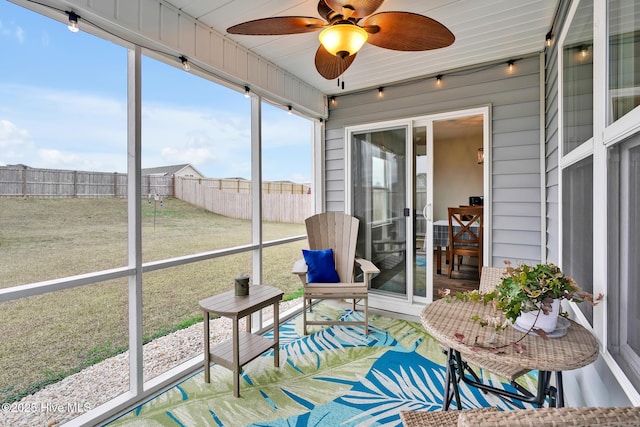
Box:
[227,17,326,35]
[324,0,384,19]
[315,45,356,79]
[361,12,455,51]
[317,0,335,21]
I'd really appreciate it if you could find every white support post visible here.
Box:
[127,46,143,395]
[250,94,263,332]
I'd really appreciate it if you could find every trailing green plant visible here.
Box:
[445,261,603,332]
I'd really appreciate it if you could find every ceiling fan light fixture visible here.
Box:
[318,24,368,58]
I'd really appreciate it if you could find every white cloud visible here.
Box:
[141,103,253,177]
[0,19,25,44]
[14,25,24,44]
[0,119,30,148]
[0,83,310,181]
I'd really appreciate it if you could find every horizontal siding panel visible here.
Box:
[493,188,541,203]
[493,243,541,261]
[492,201,541,216]
[493,159,540,174]
[493,101,541,120]
[547,168,559,187]
[493,115,540,133]
[325,148,344,161]
[493,229,541,246]
[325,179,344,192]
[493,215,541,231]
[493,130,540,147]
[326,158,345,172]
[493,144,540,161]
[546,149,559,171]
[546,216,559,263]
[325,168,344,182]
[493,255,540,267]
[326,127,344,140]
[546,184,558,202]
[493,174,540,188]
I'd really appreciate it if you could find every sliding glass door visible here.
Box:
[413,124,431,299]
[347,107,488,313]
[350,125,409,297]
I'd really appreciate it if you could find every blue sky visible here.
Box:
[0,1,312,182]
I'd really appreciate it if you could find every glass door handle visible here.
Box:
[423,204,431,222]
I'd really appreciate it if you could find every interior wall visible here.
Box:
[433,123,484,221]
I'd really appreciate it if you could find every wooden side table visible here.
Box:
[199,285,284,397]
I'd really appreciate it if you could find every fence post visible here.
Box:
[22,165,28,197]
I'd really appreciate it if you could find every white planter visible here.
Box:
[513,299,561,333]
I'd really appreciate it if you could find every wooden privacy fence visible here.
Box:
[0,166,311,223]
[175,176,312,223]
[0,166,173,198]
[202,177,310,194]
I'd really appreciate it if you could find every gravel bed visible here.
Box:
[0,298,302,427]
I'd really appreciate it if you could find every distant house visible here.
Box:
[141,164,204,179]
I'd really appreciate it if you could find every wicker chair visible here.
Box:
[400,406,640,427]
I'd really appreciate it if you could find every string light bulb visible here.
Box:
[545,32,553,47]
[66,11,80,33]
[436,74,443,86]
[244,86,250,98]
[330,96,336,106]
[179,56,191,72]
[287,105,292,115]
[579,45,590,59]
[507,60,515,72]
[378,87,384,98]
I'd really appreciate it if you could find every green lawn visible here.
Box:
[0,197,306,404]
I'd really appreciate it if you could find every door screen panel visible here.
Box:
[351,127,407,296]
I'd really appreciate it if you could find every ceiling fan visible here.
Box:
[226,0,455,80]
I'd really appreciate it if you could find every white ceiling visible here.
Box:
[163,0,559,95]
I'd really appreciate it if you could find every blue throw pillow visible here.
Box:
[302,248,340,283]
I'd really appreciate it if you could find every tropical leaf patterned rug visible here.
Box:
[109,304,537,426]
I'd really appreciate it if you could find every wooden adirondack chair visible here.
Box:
[292,212,379,335]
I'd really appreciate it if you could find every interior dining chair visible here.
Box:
[447,206,483,278]
[292,212,380,335]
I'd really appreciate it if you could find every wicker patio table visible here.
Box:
[420,298,599,409]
